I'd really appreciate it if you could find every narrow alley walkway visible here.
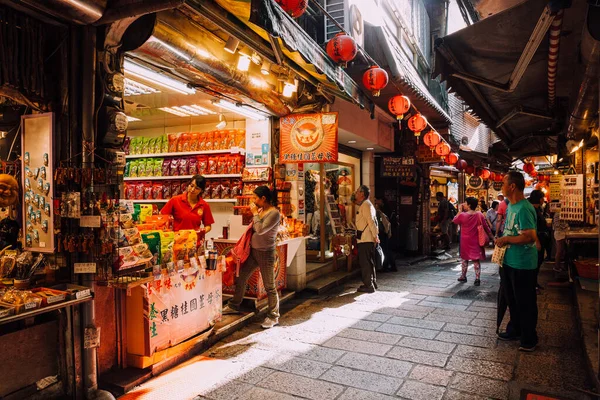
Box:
[120,253,593,400]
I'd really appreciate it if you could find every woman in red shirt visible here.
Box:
[161,175,214,232]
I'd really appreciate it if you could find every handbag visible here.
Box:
[230,222,253,278]
[374,243,385,270]
[491,244,507,266]
[477,214,487,247]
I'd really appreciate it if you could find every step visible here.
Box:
[306,260,337,282]
[305,269,360,294]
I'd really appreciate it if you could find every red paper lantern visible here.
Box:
[465,165,475,175]
[495,173,504,182]
[326,33,357,66]
[489,172,497,182]
[423,130,441,148]
[445,153,459,165]
[477,168,491,180]
[530,170,538,178]
[523,163,535,175]
[455,159,468,171]
[362,66,388,97]
[408,113,428,142]
[435,141,451,157]
[388,95,411,120]
[274,0,308,17]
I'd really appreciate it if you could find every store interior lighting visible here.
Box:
[237,54,251,71]
[124,59,196,95]
[213,100,267,120]
[348,140,357,144]
[126,116,141,122]
[216,113,227,129]
[282,76,298,98]
[366,147,374,150]
[159,104,217,117]
[124,78,160,96]
[260,61,270,75]
[224,36,240,54]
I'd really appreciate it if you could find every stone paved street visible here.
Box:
[120,253,594,400]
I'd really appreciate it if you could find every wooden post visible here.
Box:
[319,163,326,262]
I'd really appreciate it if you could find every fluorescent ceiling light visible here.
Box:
[237,55,251,71]
[124,59,195,95]
[348,140,356,144]
[213,100,267,120]
[159,104,217,117]
[124,78,160,96]
[126,116,141,122]
[159,107,189,117]
[366,147,374,150]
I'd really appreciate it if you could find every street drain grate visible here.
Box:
[453,288,498,302]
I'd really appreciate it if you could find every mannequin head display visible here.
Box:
[0,174,19,207]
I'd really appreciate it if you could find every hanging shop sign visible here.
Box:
[560,174,583,222]
[492,181,503,191]
[549,175,563,201]
[468,176,483,189]
[416,145,442,164]
[279,112,338,163]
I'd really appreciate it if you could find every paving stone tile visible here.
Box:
[409,365,454,386]
[298,346,346,364]
[387,346,449,367]
[406,294,427,300]
[387,316,445,330]
[465,305,497,313]
[443,389,489,400]
[378,307,430,319]
[235,366,275,384]
[431,309,478,319]
[396,337,455,354]
[336,352,413,378]
[350,319,384,331]
[320,366,404,395]
[469,318,497,329]
[258,371,344,400]
[471,301,497,308]
[337,327,402,345]
[450,373,509,399]
[435,332,496,348]
[476,311,497,320]
[265,356,332,379]
[424,296,473,306]
[443,323,497,337]
[446,356,513,381]
[337,388,398,400]
[238,387,302,400]
[395,303,438,313]
[396,380,446,400]
[418,301,468,311]
[376,323,439,339]
[453,345,517,365]
[322,336,391,356]
[425,313,473,326]
[204,380,254,400]
[320,308,389,322]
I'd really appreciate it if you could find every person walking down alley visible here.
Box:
[355,185,379,293]
[529,190,551,293]
[496,171,539,352]
[453,197,494,286]
[436,192,451,250]
[486,200,499,237]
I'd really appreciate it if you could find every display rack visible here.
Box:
[124,174,241,181]
[132,198,237,204]
[0,295,93,326]
[126,149,241,159]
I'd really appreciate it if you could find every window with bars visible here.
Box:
[325,0,346,40]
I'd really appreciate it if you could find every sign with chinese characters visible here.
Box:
[492,181,503,191]
[468,176,483,189]
[381,157,416,184]
[143,269,222,356]
[560,174,583,222]
[279,112,338,163]
[416,145,443,164]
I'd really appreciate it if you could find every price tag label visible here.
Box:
[75,289,91,299]
[39,242,46,248]
[74,263,97,273]
[80,216,101,228]
[84,327,101,349]
[25,301,38,310]
[47,294,65,304]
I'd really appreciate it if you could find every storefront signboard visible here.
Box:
[246,120,271,167]
[279,112,338,163]
[468,176,483,189]
[549,175,563,201]
[416,145,443,164]
[492,181,503,191]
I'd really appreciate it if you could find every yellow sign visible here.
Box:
[280,112,338,163]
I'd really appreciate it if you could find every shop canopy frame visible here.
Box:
[433,0,588,159]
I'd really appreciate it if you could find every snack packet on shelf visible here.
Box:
[168,133,179,153]
[159,231,175,264]
[153,159,163,176]
[189,132,199,151]
[162,159,171,176]
[139,204,153,223]
[141,232,162,265]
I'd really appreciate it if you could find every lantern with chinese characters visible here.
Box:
[435,141,451,157]
[274,0,308,17]
[326,33,357,67]
[445,153,459,165]
[388,95,411,120]
[523,162,535,175]
[455,159,468,171]
[408,113,428,142]
[465,165,475,175]
[476,168,491,180]
[362,66,388,96]
[423,130,441,149]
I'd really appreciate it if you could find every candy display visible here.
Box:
[124,154,243,178]
[126,129,246,155]
[124,179,243,201]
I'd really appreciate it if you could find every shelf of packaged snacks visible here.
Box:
[124,174,242,181]
[0,295,93,325]
[125,149,242,159]
[131,199,237,204]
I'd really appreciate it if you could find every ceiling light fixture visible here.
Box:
[213,100,267,120]
[126,116,141,122]
[348,140,357,144]
[251,52,262,65]
[249,77,267,89]
[216,113,227,129]
[237,54,251,71]
[367,147,374,150]
[159,107,189,117]
[224,36,240,54]
[124,78,160,96]
[260,61,270,75]
[124,59,195,95]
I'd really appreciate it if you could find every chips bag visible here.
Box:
[139,204,153,223]
[159,231,175,264]
[168,133,179,153]
[141,232,162,265]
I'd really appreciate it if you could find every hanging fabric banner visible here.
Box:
[279,112,339,163]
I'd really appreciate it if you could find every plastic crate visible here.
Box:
[574,259,598,280]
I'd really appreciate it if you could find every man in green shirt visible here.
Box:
[495,171,539,352]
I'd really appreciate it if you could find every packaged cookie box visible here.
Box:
[51,284,93,301]
[0,302,15,319]
[32,288,69,306]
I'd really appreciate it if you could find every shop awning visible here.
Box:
[194,0,369,110]
[433,0,587,158]
[361,24,452,127]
